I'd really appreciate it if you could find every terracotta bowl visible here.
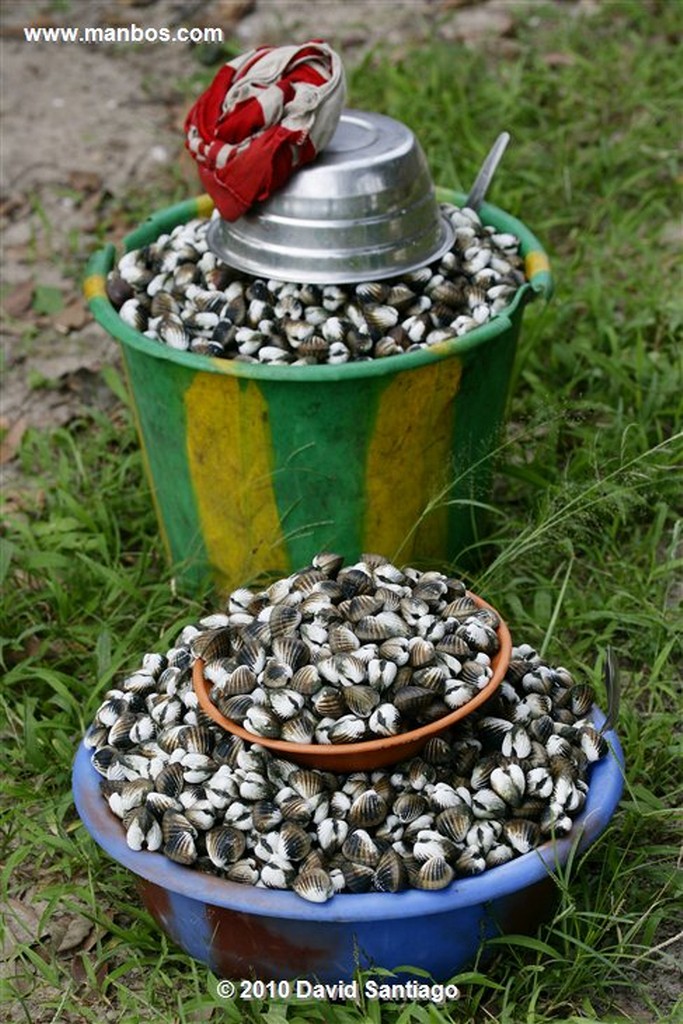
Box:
[193,591,512,771]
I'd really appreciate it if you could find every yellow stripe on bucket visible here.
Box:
[363,357,463,563]
[525,250,551,280]
[83,274,107,301]
[195,194,215,218]
[184,374,289,590]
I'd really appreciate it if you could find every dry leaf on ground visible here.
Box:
[0,417,28,465]
[2,280,34,319]
[0,897,50,958]
[51,913,95,954]
[54,299,90,334]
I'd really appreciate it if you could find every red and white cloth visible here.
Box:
[185,41,346,220]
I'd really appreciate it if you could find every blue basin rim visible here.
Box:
[73,709,624,923]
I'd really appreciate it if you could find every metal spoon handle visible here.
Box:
[466,132,511,211]
[601,646,621,734]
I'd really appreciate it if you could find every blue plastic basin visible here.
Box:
[72,710,624,982]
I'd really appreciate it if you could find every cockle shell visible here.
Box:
[342,828,381,867]
[373,848,407,892]
[293,867,335,903]
[348,789,388,829]
[280,710,317,744]
[368,702,402,737]
[205,825,246,867]
[416,856,454,890]
[503,818,540,854]
[161,811,198,865]
[327,715,367,744]
[344,684,380,719]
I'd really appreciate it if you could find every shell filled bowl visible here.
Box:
[193,590,512,772]
[72,715,624,983]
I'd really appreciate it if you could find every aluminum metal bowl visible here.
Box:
[205,109,455,284]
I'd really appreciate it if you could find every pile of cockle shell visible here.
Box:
[195,552,501,744]
[106,204,525,365]
[85,556,608,904]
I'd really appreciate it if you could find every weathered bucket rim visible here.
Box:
[83,188,552,384]
[73,708,623,924]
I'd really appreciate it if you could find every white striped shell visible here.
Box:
[415,856,453,890]
[293,867,335,903]
[368,702,401,737]
[327,715,367,744]
[348,789,388,829]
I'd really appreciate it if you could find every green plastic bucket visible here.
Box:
[84,189,551,593]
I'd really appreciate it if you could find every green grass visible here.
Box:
[2,1,682,1021]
